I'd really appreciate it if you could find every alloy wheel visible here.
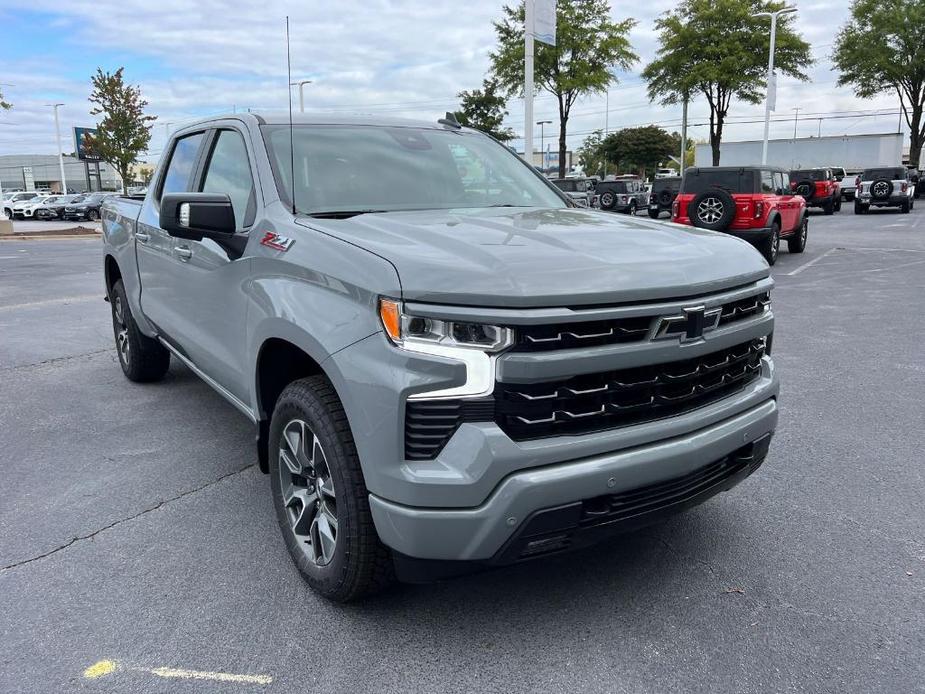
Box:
[278,419,338,566]
[697,197,724,224]
[113,295,130,366]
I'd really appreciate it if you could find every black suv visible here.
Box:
[62,193,113,222]
[648,177,681,218]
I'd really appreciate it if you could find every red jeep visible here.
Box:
[789,168,841,215]
[672,166,808,266]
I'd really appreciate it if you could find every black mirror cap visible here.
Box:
[159,193,236,240]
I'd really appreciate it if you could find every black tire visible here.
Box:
[88,209,100,221]
[787,216,808,254]
[109,279,170,382]
[834,196,842,212]
[870,178,893,201]
[689,189,737,231]
[627,200,637,215]
[823,197,835,215]
[901,200,910,214]
[599,191,615,210]
[854,200,867,215]
[758,222,780,266]
[648,209,660,219]
[658,190,673,205]
[269,375,394,602]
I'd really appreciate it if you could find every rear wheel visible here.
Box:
[834,196,842,212]
[759,223,780,266]
[901,200,910,214]
[648,209,660,219]
[854,200,868,215]
[270,376,394,602]
[787,217,808,254]
[109,279,170,382]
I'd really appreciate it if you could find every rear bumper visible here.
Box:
[859,194,907,207]
[371,383,778,566]
[723,225,773,242]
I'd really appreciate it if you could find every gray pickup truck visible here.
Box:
[102,113,778,602]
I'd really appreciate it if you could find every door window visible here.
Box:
[160,133,205,198]
[776,172,788,195]
[201,130,256,229]
[761,170,775,193]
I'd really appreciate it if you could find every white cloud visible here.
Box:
[0,0,906,160]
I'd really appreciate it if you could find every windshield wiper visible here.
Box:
[306,209,389,219]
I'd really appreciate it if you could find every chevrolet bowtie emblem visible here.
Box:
[654,306,722,342]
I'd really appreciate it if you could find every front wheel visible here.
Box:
[759,223,780,266]
[901,200,911,214]
[627,201,637,215]
[269,376,394,602]
[88,209,100,221]
[787,217,808,254]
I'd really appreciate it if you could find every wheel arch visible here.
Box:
[104,254,122,294]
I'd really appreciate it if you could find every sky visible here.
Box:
[0,0,906,163]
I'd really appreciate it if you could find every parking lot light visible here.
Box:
[753,6,798,164]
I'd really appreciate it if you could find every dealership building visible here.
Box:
[0,154,121,193]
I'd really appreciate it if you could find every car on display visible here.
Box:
[10,194,54,219]
[62,193,111,221]
[788,167,841,215]
[34,194,80,220]
[549,177,594,207]
[102,113,778,602]
[596,176,647,213]
[654,168,676,179]
[2,191,39,218]
[832,166,856,200]
[672,166,808,266]
[854,167,916,214]
[648,176,681,219]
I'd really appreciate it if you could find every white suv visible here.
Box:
[854,167,916,214]
[15,194,55,219]
[2,192,39,218]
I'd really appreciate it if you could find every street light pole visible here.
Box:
[290,80,312,113]
[754,6,797,165]
[792,107,801,138]
[524,0,535,167]
[537,120,552,172]
[48,103,68,193]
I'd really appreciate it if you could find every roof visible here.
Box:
[685,165,790,174]
[175,111,461,132]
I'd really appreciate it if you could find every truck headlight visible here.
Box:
[379,298,512,352]
[379,298,513,399]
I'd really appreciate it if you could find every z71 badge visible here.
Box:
[260,231,294,251]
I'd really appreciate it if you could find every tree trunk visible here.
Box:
[558,110,569,179]
[909,107,923,169]
[710,110,724,167]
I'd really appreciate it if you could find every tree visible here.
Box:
[454,79,516,142]
[0,87,10,111]
[602,125,677,177]
[577,130,607,177]
[833,0,925,169]
[85,68,156,193]
[642,0,812,166]
[490,0,637,178]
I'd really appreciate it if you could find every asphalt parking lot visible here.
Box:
[1,207,923,693]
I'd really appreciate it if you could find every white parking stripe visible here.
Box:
[785,247,838,276]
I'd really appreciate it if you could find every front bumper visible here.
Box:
[371,391,777,565]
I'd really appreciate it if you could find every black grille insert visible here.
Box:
[495,339,765,441]
[404,398,495,460]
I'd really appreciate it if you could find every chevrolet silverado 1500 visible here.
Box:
[101,113,778,602]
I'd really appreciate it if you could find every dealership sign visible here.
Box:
[73,127,102,162]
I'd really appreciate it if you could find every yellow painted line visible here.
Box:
[83,660,116,678]
[82,659,272,686]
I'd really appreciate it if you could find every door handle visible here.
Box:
[174,246,192,261]
[135,232,150,243]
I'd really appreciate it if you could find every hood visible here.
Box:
[298,208,769,308]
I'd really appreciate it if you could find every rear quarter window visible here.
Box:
[863,168,905,180]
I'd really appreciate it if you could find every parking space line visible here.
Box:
[785,248,838,276]
[0,294,100,311]
[83,660,273,686]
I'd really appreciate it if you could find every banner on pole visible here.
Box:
[767,73,777,112]
[533,0,556,46]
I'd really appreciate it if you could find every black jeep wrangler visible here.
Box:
[648,177,681,219]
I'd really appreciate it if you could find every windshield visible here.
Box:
[790,169,827,181]
[262,125,566,215]
[681,170,755,194]
[862,168,904,180]
[652,178,681,192]
[552,179,588,193]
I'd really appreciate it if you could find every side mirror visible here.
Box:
[159,193,235,241]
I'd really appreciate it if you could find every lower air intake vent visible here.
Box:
[405,398,495,460]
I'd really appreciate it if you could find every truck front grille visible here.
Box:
[511,291,769,352]
[495,338,765,441]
